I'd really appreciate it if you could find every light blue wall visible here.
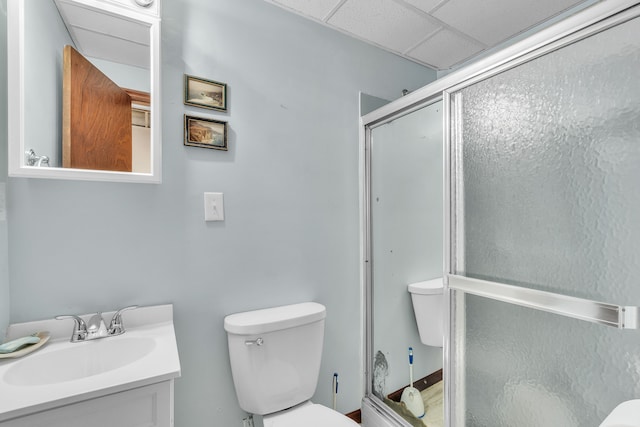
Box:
[24,0,74,167]
[360,92,390,116]
[87,57,150,93]
[5,0,435,424]
[0,0,8,341]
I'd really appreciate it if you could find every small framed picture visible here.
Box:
[184,74,227,111]
[184,115,228,151]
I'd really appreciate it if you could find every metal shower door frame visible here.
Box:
[443,2,640,425]
[360,2,640,426]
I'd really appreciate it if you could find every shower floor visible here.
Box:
[384,370,443,427]
[420,380,443,427]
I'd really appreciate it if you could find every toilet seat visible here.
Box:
[262,402,359,427]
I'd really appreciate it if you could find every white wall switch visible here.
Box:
[204,192,224,221]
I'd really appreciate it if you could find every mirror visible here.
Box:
[7,0,161,183]
[368,100,444,424]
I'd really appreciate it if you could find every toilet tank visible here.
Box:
[408,278,444,347]
[223,302,326,415]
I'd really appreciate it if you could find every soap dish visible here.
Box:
[0,332,50,359]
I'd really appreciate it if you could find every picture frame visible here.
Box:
[184,74,227,111]
[184,115,228,151]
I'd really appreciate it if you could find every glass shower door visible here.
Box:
[366,100,445,425]
[447,5,640,426]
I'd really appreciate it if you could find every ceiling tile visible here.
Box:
[271,0,343,21]
[328,0,440,53]
[401,0,445,14]
[432,0,586,46]
[408,28,485,69]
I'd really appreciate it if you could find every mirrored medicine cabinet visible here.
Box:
[7,0,162,183]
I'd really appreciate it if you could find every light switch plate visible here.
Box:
[204,192,224,221]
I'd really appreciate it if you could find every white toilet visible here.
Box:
[408,278,444,347]
[223,302,359,427]
[600,400,640,427]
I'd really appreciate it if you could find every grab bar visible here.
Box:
[448,274,639,329]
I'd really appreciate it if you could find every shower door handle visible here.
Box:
[448,274,640,329]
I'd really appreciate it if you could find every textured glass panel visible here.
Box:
[459,294,640,426]
[370,101,443,400]
[459,14,640,304]
[453,10,640,427]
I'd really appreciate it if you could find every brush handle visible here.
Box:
[332,373,338,410]
[410,363,414,387]
[408,347,414,387]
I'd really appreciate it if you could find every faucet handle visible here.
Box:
[108,305,138,336]
[55,314,88,342]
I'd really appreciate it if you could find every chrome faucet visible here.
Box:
[86,313,109,339]
[56,306,138,343]
[54,314,88,342]
[25,149,50,167]
[108,306,138,336]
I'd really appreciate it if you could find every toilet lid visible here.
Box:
[263,403,359,427]
[408,278,443,295]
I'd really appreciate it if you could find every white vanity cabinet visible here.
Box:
[1,380,174,427]
[0,305,180,426]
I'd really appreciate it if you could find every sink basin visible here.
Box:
[0,305,180,423]
[3,337,156,386]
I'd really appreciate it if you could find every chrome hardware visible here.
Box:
[86,313,108,339]
[55,315,88,342]
[108,305,138,336]
[448,274,640,329]
[56,305,138,342]
[245,338,264,346]
[25,149,50,167]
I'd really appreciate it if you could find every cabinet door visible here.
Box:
[2,381,173,427]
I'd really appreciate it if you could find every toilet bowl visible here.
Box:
[224,302,359,427]
[408,278,444,347]
[263,401,356,427]
[600,400,640,427]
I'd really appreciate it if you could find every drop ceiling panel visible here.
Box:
[262,0,593,70]
[72,27,149,69]
[327,0,441,53]
[408,28,485,69]
[432,0,587,46]
[55,0,149,45]
[271,0,342,20]
[55,0,150,69]
[402,0,445,14]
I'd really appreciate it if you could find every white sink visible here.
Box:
[0,304,181,423]
[4,337,156,386]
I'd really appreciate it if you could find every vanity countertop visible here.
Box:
[0,304,181,422]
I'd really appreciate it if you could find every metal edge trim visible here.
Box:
[448,275,631,329]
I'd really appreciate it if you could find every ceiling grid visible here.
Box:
[265,0,592,70]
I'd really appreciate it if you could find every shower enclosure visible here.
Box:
[361,1,640,425]
[365,99,444,425]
